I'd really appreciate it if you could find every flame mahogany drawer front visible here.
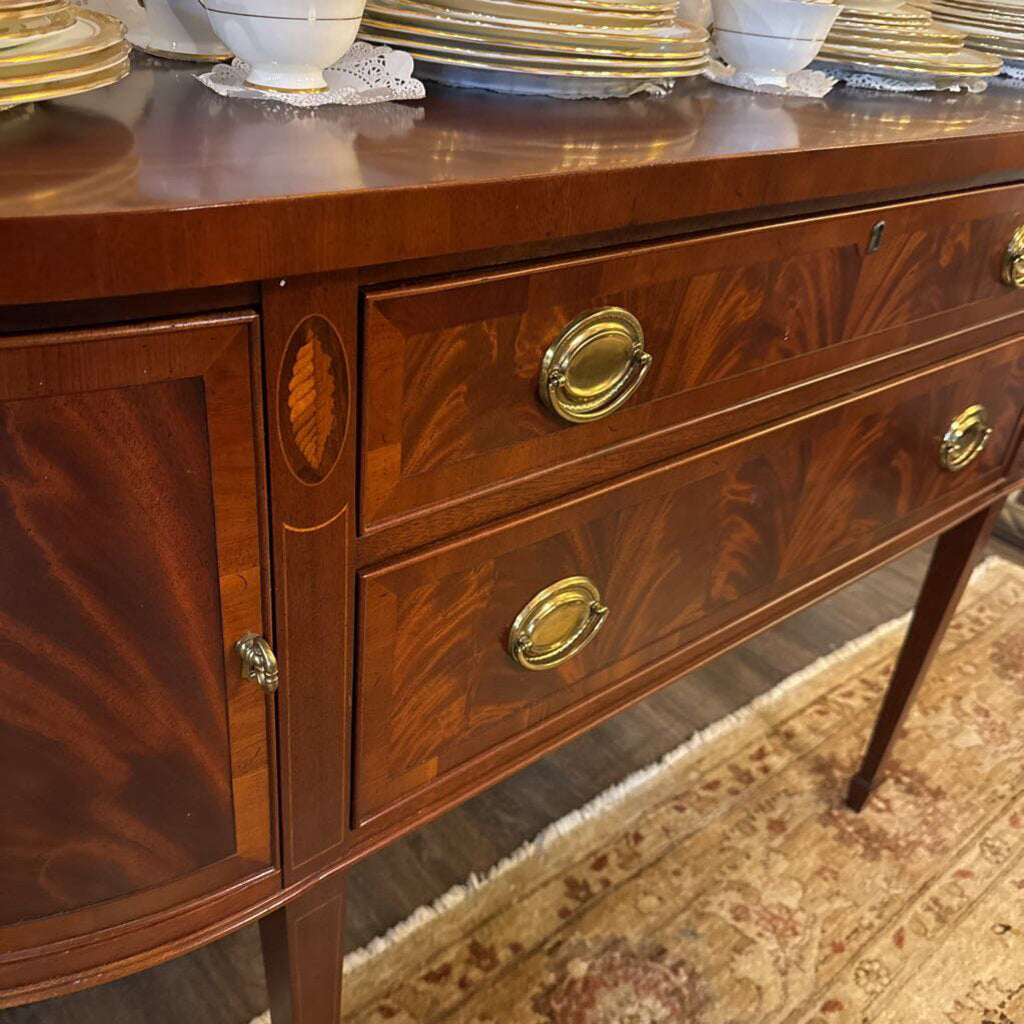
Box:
[353,336,1024,833]
[361,186,1024,539]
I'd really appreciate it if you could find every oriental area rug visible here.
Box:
[255,557,1024,1024]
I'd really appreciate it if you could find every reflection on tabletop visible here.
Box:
[4,57,1024,215]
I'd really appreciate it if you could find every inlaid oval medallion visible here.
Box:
[279,315,348,484]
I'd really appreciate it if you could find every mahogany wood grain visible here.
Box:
[259,873,346,1024]
[6,76,1024,305]
[353,336,1024,831]
[260,274,358,884]
[356,306,1024,566]
[4,79,1024,1018]
[0,315,277,997]
[847,499,1006,811]
[361,186,1024,533]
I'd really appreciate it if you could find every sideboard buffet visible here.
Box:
[2,68,1024,1023]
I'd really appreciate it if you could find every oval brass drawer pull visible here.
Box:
[1003,226,1024,288]
[939,404,993,472]
[508,575,609,671]
[235,633,279,693]
[539,307,652,423]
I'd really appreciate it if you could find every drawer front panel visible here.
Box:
[362,186,1024,533]
[354,337,1024,829]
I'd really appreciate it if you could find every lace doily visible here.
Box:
[810,61,988,93]
[992,58,1024,88]
[703,59,836,96]
[197,42,425,107]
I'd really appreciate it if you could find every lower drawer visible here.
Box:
[353,336,1024,831]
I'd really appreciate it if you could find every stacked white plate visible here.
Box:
[925,0,1024,68]
[357,0,709,96]
[0,3,129,110]
[816,1,1002,82]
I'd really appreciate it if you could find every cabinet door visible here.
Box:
[0,315,276,994]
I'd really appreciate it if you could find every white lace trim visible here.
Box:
[703,58,836,96]
[196,42,425,107]
[811,60,988,92]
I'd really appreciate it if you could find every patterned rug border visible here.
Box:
[248,555,1010,1024]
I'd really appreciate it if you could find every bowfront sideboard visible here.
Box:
[1,70,1024,1023]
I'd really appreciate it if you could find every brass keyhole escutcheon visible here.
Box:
[507,576,609,671]
[1002,226,1024,288]
[235,633,279,693]
[539,307,652,424]
[939,404,993,473]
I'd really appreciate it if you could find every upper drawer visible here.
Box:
[353,335,1024,833]
[362,185,1024,536]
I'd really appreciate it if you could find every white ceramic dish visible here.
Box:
[200,0,364,90]
[711,0,840,83]
[134,0,229,60]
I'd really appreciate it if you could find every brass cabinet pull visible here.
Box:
[939,404,993,472]
[1002,226,1024,288]
[507,576,609,671]
[539,307,652,423]
[235,633,279,693]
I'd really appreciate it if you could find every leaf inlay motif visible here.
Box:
[288,323,337,472]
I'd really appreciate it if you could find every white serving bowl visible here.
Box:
[712,0,841,84]
[200,0,365,91]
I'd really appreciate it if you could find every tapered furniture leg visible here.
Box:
[847,500,1005,812]
[260,873,347,1024]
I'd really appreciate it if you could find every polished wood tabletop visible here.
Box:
[4,55,1024,303]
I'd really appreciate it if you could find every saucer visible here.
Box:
[127,28,229,62]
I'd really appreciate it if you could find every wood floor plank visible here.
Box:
[3,540,1020,1024]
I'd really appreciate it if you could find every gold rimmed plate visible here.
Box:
[929,12,1024,40]
[0,7,125,67]
[388,0,676,27]
[835,6,934,23]
[928,0,1024,22]
[829,27,964,49]
[366,0,704,40]
[511,0,675,13]
[0,49,127,106]
[817,42,1000,71]
[0,0,66,19]
[0,5,74,48]
[360,13,707,56]
[361,26,706,66]
[927,0,1024,16]
[825,29,964,53]
[400,39,707,73]
[0,38,127,85]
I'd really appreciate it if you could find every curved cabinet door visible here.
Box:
[0,314,277,1005]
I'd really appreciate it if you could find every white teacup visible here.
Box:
[201,0,366,92]
[138,0,231,61]
[712,0,841,85]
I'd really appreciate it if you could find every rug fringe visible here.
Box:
[247,555,1005,1022]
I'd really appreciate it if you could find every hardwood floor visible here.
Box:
[4,539,1021,1024]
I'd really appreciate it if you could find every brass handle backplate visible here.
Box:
[508,575,609,671]
[1002,226,1024,288]
[539,307,652,423]
[235,633,279,693]
[939,404,993,473]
